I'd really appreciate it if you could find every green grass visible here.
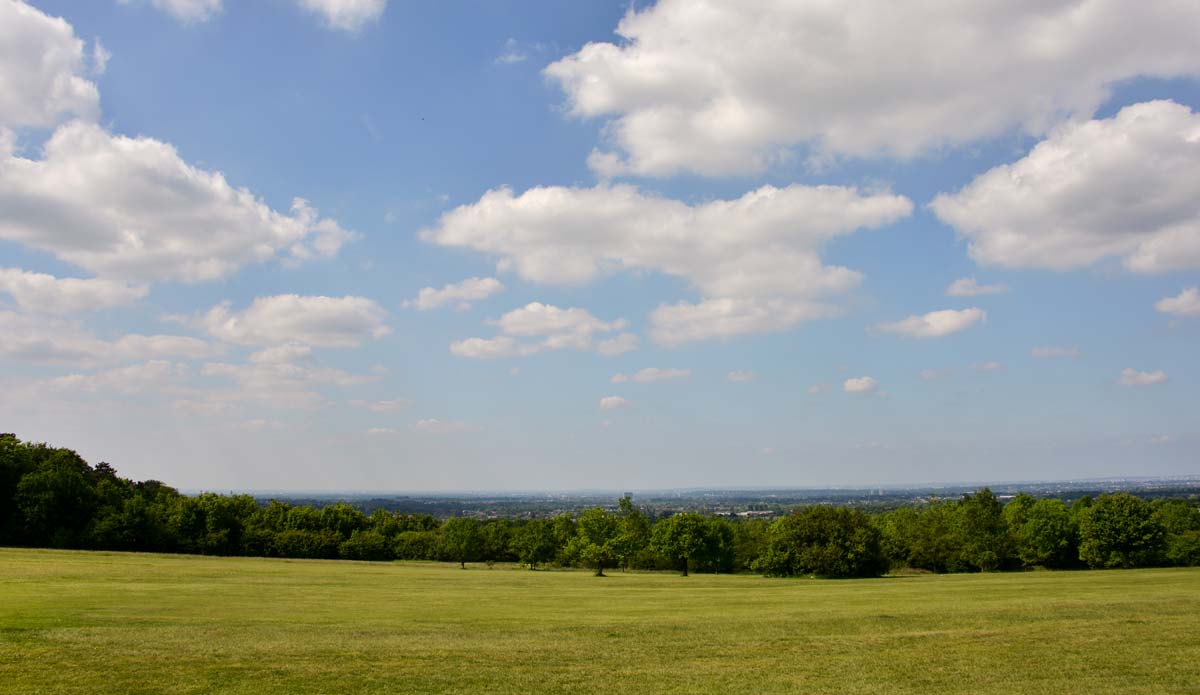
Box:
[1,549,1198,694]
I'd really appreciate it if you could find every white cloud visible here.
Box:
[807,383,829,394]
[367,427,399,435]
[404,277,504,311]
[350,398,409,413]
[248,343,314,364]
[932,101,1200,274]
[450,302,633,358]
[599,395,631,410]
[111,334,220,361]
[424,183,911,344]
[544,1,1200,176]
[199,295,389,347]
[650,297,836,346]
[871,308,986,339]
[946,278,1009,298]
[496,38,527,64]
[449,335,526,359]
[611,367,690,384]
[91,40,111,76]
[411,418,474,435]
[0,268,146,314]
[0,310,220,366]
[130,0,224,24]
[596,332,639,356]
[973,361,1005,373]
[843,377,878,394]
[1118,368,1168,387]
[1156,287,1200,317]
[1032,345,1081,359]
[726,370,757,383]
[0,121,354,284]
[43,360,189,396]
[295,0,386,31]
[919,368,951,382]
[0,1,99,129]
[198,358,376,410]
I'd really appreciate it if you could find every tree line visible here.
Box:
[2,434,1198,577]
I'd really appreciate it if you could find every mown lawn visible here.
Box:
[1,548,1197,694]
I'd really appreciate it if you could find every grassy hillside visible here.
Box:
[1,549,1198,694]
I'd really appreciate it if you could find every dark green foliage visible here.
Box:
[511,519,556,569]
[1013,498,1079,568]
[0,432,1193,578]
[650,513,709,576]
[614,495,651,571]
[568,507,622,576]
[878,501,967,573]
[729,518,770,572]
[1078,493,1167,568]
[956,488,1010,571]
[479,521,514,564]
[441,517,482,568]
[394,530,443,561]
[14,449,97,547]
[339,530,394,561]
[272,529,342,559]
[755,506,887,578]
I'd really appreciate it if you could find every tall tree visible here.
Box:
[442,517,482,569]
[1078,493,1167,568]
[569,508,622,576]
[511,519,556,569]
[651,513,709,576]
[957,488,1010,571]
[615,496,651,571]
[755,506,887,578]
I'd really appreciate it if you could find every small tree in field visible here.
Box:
[568,508,622,576]
[512,519,556,569]
[754,506,887,578]
[442,517,482,569]
[651,513,708,576]
[1078,493,1166,568]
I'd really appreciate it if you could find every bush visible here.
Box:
[339,530,393,561]
[272,529,341,559]
[754,506,887,578]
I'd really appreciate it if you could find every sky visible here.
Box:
[1,0,1198,492]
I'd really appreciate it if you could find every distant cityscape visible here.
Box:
[251,476,1200,520]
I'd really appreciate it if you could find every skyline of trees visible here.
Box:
[3,433,1198,577]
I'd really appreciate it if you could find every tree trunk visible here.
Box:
[460,560,465,569]
[682,557,688,577]
[595,560,604,577]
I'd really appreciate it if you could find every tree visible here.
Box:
[1014,498,1078,568]
[339,529,393,561]
[479,521,513,565]
[755,506,887,578]
[956,488,1010,571]
[568,508,622,576]
[1078,493,1167,568]
[549,513,577,566]
[730,518,770,572]
[614,496,651,571]
[14,449,97,547]
[889,501,967,573]
[651,513,709,576]
[442,517,482,569]
[511,519,556,569]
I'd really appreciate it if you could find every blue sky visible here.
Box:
[1,0,1197,491]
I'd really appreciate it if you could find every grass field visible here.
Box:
[1,549,1198,694]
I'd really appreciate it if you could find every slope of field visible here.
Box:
[1,549,1197,694]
